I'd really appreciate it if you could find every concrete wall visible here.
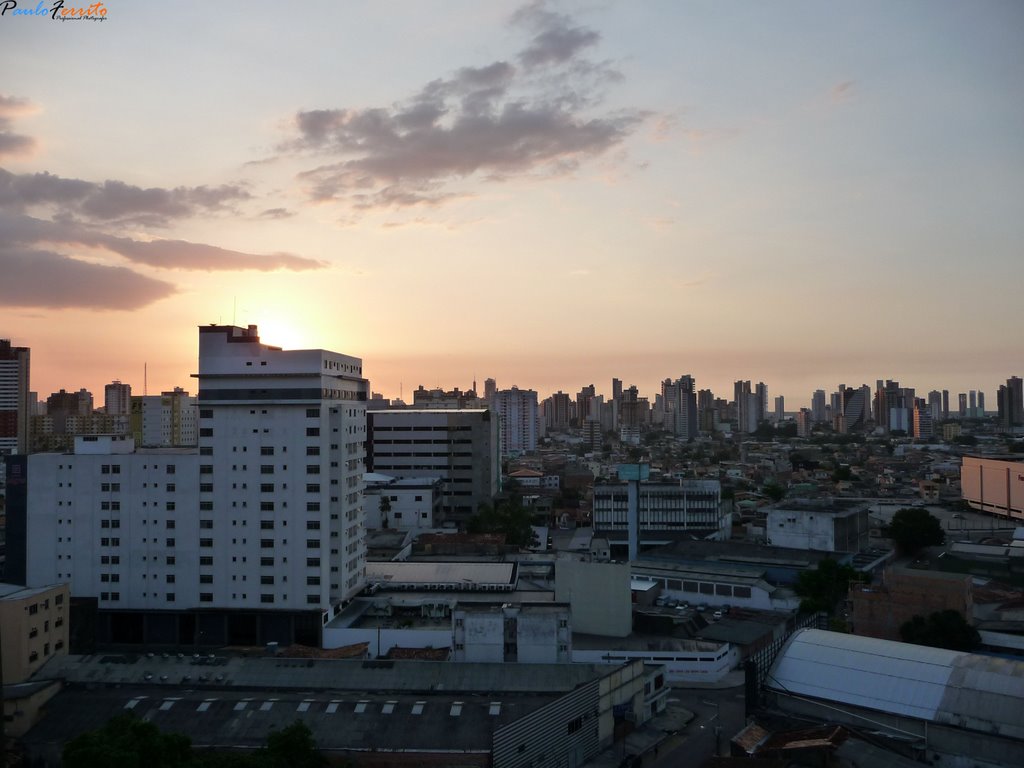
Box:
[555,559,632,638]
[321,626,451,657]
[573,644,736,684]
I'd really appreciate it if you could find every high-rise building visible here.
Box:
[544,391,571,431]
[662,376,697,439]
[969,391,977,419]
[958,393,968,419]
[576,384,597,426]
[755,382,768,425]
[796,408,812,438]
[913,404,933,440]
[774,395,785,423]
[978,391,985,416]
[104,380,132,416]
[942,390,950,420]
[998,376,1023,430]
[367,408,499,525]
[130,388,198,447]
[0,339,30,456]
[483,378,497,402]
[493,386,538,456]
[928,390,943,423]
[811,390,827,424]
[734,381,758,434]
[8,324,369,647]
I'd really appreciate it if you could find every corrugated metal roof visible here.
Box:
[768,629,1024,738]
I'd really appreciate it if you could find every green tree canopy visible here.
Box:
[466,500,538,549]
[900,609,980,651]
[885,507,945,555]
[62,717,331,768]
[762,482,786,502]
[794,558,859,615]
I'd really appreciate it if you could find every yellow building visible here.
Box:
[0,582,70,685]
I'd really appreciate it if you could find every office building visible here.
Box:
[7,324,369,647]
[796,408,812,438]
[773,395,785,423]
[997,376,1023,430]
[811,389,827,424]
[130,387,198,447]
[367,408,499,525]
[592,480,725,537]
[0,339,30,456]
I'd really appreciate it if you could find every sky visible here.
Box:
[1,0,1022,408]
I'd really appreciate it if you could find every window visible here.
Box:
[166,538,176,547]
[260,502,275,511]
[306,539,320,549]
[166,520,176,529]
[306,595,320,604]
[200,538,214,548]
[199,593,213,603]
[200,483,213,493]
[166,556,176,565]
[260,446,274,456]
[200,575,213,584]
[306,557,320,567]
[200,501,214,511]
[261,575,274,585]
[166,593,176,602]
[567,716,584,735]
[166,464,176,475]
[306,483,320,493]
[306,576,320,586]
[166,574,176,583]
[306,427,320,437]
[261,557,274,566]
[200,556,213,566]
[200,408,213,418]
[200,519,213,529]
[200,465,213,475]
[306,465,320,475]
[261,594,274,604]
[306,408,319,418]
[261,539,274,548]
[200,446,213,456]
[261,465,274,474]
[260,483,274,492]
[200,428,213,437]
[260,521,275,530]
[306,521,321,530]
[306,446,320,456]
[306,502,320,512]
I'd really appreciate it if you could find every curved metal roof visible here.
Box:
[767,629,1024,739]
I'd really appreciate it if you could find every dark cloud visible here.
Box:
[0,94,37,158]
[0,246,176,310]
[281,0,646,212]
[0,167,250,226]
[511,1,600,69]
[258,207,295,219]
[0,210,325,273]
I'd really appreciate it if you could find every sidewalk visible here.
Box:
[585,704,694,768]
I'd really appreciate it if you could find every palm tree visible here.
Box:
[379,495,392,529]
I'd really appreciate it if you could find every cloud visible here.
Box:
[107,239,324,272]
[0,246,176,310]
[0,209,325,273]
[0,94,38,158]
[0,167,251,226]
[258,207,295,219]
[280,0,647,213]
[511,1,600,69]
[830,80,856,104]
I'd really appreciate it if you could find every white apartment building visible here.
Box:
[592,480,726,537]
[492,386,538,456]
[131,388,198,447]
[11,325,369,647]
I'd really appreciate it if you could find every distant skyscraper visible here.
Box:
[0,339,30,456]
[493,386,538,456]
[611,378,622,402]
[913,404,933,439]
[104,380,132,416]
[663,376,697,439]
[927,390,943,422]
[545,391,571,430]
[576,384,597,425]
[958,393,968,419]
[774,395,785,423]
[942,390,949,420]
[969,391,977,418]
[811,390,826,424]
[484,378,497,402]
[734,381,757,433]
[977,391,985,416]
[997,376,1023,430]
[796,408,812,438]
[755,382,768,424]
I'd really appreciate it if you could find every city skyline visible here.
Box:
[2,1,1022,405]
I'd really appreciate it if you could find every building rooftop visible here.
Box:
[365,561,517,590]
[0,582,61,601]
[768,629,1024,739]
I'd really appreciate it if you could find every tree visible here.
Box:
[63,715,192,768]
[378,494,392,529]
[466,500,538,549]
[762,483,786,503]
[900,610,980,651]
[266,722,327,768]
[885,507,945,555]
[794,558,859,615]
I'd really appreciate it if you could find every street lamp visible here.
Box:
[701,699,722,757]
